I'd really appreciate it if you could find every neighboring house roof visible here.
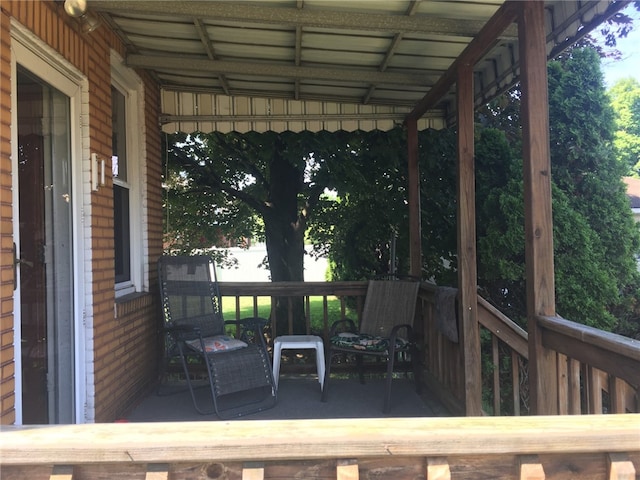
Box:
[624,177,640,210]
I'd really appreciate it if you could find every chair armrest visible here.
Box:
[388,323,414,342]
[225,317,268,332]
[225,317,269,349]
[328,318,358,337]
[165,323,201,339]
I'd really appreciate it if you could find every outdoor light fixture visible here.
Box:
[63,0,101,33]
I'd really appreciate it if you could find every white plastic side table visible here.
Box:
[272,335,325,390]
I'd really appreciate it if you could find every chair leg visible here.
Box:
[383,353,395,414]
[357,354,365,384]
[178,352,215,415]
[412,344,422,394]
[321,349,333,402]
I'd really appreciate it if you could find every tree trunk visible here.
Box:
[264,139,307,335]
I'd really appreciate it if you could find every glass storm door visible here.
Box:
[17,68,74,424]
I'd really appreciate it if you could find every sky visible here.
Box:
[600,5,640,87]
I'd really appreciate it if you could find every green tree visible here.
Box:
[309,128,413,281]
[166,130,341,334]
[475,47,640,333]
[609,77,640,175]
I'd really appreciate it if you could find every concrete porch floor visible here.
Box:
[125,374,450,422]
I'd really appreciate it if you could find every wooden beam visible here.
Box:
[518,0,557,415]
[2,416,640,464]
[406,117,422,279]
[407,1,519,121]
[456,63,482,416]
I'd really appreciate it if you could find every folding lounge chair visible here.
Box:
[321,279,421,413]
[158,255,277,418]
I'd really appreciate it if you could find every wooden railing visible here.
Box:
[538,315,640,414]
[417,285,529,416]
[477,297,529,416]
[217,281,640,416]
[1,415,639,479]
[218,281,368,339]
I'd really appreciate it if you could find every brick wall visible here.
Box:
[0,0,163,424]
[0,6,15,425]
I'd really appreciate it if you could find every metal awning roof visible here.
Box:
[91,0,627,133]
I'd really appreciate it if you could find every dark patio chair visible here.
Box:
[158,255,276,419]
[321,278,421,413]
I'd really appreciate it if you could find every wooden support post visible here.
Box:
[427,457,451,480]
[145,463,169,480]
[518,0,558,415]
[337,459,359,480]
[456,63,482,416]
[407,117,422,279]
[518,455,545,480]
[50,465,74,480]
[608,453,636,480]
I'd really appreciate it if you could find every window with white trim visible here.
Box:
[111,55,145,297]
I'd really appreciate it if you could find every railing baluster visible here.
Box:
[336,459,359,480]
[568,358,581,414]
[492,334,500,415]
[145,463,169,480]
[518,455,545,480]
[511,350,520,416]
[323,295,329,339]
[609,375,623,414]
[270,297,277,337]
[426,457,451,479]
[607,453,636,480]
[557,353,568,415]
[287,296,294,334]
[305,295,311,333]
[252,295,259,318]
[588,366,603,414]
[50,465,74,480]
[242,462,265,480]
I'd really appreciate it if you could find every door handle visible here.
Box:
[12,242,34,290]
[16,257,34,268]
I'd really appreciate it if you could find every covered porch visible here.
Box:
[2,0,640,478]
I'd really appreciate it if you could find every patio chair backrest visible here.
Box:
[359,279,420,337]
[158,255,224,340]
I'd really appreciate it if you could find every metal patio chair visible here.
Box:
[321,278,421,413]
[158,255,276,419]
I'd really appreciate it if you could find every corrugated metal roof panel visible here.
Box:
[91,0,625,133]
[160,91,445,133]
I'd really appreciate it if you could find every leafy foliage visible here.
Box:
[609,77,640,175]
[476,47,640,333]
[308,129,412,280]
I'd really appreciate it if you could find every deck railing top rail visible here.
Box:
[1,415,639,465]
[538,314,640,388]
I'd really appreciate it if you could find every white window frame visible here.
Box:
[111,51,147,298]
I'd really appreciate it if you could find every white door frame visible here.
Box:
[11,21,91,424]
